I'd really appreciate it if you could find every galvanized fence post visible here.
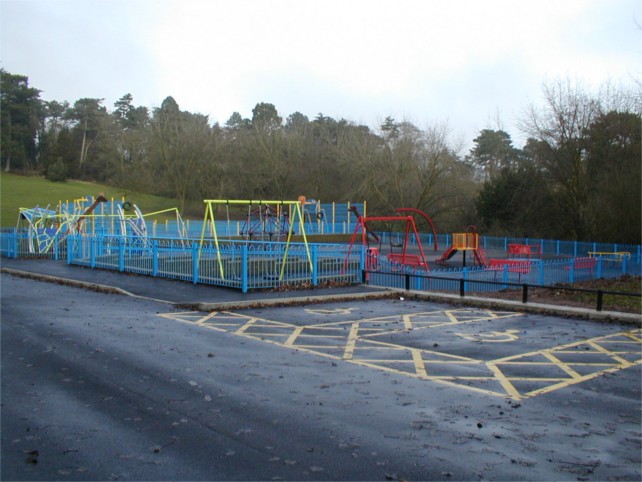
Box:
[67,235,74,264]
[569,259,575,283]
[54,233,59,261]
[242,244,248,293]
[90,236,96,268]
[152,239,159,277]
[192,242,199,284]
[311,244,318,286]
[118,237,125,272]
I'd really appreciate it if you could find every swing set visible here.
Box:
[344,206,433,272]
[239,203,291,241]
[198,198,313,281]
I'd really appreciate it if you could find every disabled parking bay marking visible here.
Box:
[159,307,642,401]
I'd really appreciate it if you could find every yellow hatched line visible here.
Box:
[489,330,642,365]
[402,314,413,330]
[295,345,344,350]
[541,352,583,379]
[411,349,428,377]
[158,311,641,401]
[245,333,291,338]
[193,312,219,324]
[523,362,642,398]
[356,357,479,365]
[350,359,509,398]
[587,342,631,366]
[361,338,482,363]
[488,329,642,399]
[343,322,360,360]
[486,362,521,400]
[158,311,240,332]
[624,331,642,343]
[358,359,415,363]
[500,361,620,367]
[236,317,262,334]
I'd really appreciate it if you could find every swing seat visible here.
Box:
[387,253,426,267]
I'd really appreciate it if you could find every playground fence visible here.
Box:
[1,227,640,294]
[367,256,641,293]
[149,205,366,238]
[376,232,642,260]
[364,270,642,312]
[63,234,361,293]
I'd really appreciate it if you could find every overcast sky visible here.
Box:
[1,0,640,148]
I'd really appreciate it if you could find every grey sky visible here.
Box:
[1,0,640,148]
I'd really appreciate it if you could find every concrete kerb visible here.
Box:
[1,268,174,305]
[2,267,640,326]
[398,289,642,326]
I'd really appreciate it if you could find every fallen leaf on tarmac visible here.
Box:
[24,450,39,465]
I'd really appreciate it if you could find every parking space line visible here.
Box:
[158,310,641,400]
[342,322,360,360]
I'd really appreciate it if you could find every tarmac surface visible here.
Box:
[1,258,641,481]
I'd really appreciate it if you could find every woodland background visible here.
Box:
[1,69,640,243]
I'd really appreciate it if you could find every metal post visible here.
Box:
[596,290,603,311]
[312,245,318,286]
[192,242,199,284]
[90,236,96,268]
[405,274,410,291]
[118,237,125,272]
[242,244,248,293]
[152,240,159,277]
[522,284,528,304]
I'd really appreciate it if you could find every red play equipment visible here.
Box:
[437,225,488,267]
[394,207,439,251]
[344,207,430,271]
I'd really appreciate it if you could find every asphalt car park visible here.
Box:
[164,300,641,402]
[1,270,641,481]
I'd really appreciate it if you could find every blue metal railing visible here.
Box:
[64,235,362,293]
[2,227,640,294]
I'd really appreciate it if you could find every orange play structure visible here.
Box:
[437,225,487,266]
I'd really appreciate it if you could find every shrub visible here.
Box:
[46,158,68,182]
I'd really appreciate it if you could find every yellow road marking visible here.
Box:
[411,349,428,377]
[486,362,522,400]
[343,322,360,360]
[588,340,632,365]
[157,310,641,401]
[541,352,583,379]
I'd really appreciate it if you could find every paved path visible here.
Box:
[1,266,640,481]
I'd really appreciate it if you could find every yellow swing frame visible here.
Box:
[198,199,313,280]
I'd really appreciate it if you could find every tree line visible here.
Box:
[1,69,640,243]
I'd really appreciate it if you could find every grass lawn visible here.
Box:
[0,173,181,227]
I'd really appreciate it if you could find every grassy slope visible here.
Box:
[0,173,181,227]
